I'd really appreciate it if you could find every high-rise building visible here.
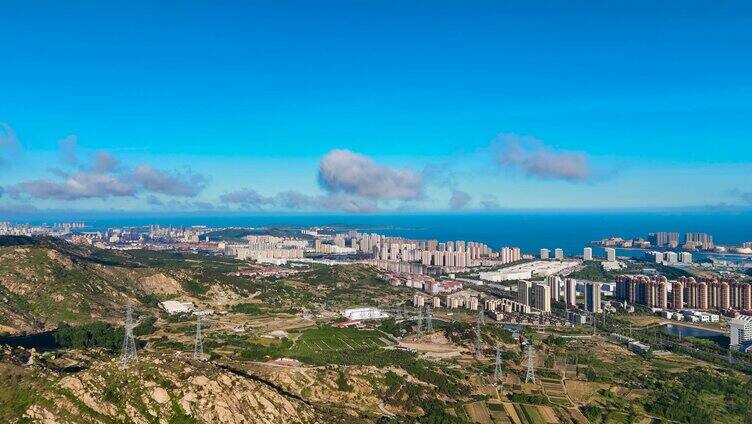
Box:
[533,284,551,313]
[564,278,577,308]
[518,280,532,306]
[680,252,692,264]
[585,282,602,313]
[672,281,684,309]
[664,252,678,264]
[652,232,680,247]
[554,248,564,260]
[546,275,562,302]
[605,248,616,262]
[583,247,593,261]
[685,233,714,250]
[540,248,550,260]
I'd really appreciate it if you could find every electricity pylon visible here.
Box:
[120,302,138,364]
[193,314,204,359]
[425,306,433,332]
[494,343,504,383]
[525,344,536,383]
[474,318,483,357]
[416,307,424,335]
[477,308,485,325]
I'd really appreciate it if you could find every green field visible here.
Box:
[236,326,393,365]
[289,327,389,355]
[520,404,546,424]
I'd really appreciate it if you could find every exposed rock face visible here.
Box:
[138,273,182,295]
[25,354,327,423]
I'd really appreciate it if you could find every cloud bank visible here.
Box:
[215,149,424,213]
[318,149,423,200]
[493,134,591,182]
[219,189,379,213]
[9,142,208,201]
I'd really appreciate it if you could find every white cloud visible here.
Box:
[318,149,423,199]
[493,134,591,182]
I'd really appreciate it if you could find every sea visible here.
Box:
[13,210,752,257]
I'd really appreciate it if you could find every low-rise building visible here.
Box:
[159,300,195,315]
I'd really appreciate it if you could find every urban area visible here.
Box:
[1,220,752,423]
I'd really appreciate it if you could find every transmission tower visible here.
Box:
[193,314,204,359]
[477,308,485,325]
[120,302,138,364]
[474,318,483,357]
[416,307,424,335]
[425,306,433,332]
[494,343,504,383]
[395,304,403,320]
[525,344,536,383]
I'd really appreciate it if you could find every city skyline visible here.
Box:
[1,1,751,214]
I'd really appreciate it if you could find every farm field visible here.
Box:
[289,327,389,355]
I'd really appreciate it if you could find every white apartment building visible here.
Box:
[605,248,616,262]
[730,315,752,347]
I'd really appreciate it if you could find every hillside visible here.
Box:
[12,351,341,423]
[0,236,248,335]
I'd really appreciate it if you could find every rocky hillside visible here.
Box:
[0,236,246,335]
[20,352,340,423]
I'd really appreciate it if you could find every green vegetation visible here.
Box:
[133,316,157,336]
[336,369,353,392]
[180,278,209,296]
[0,368,36,422]
[581,404,601,422]
[229,303,264,315]
[652,264,693,279]
[54,322,124,352]
[643,368,752,423]
[569,261,613,281]
[507,393,548,405]
[236,326,468,399]
[169,400,201,424]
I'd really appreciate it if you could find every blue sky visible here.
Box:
[1,1,750,214]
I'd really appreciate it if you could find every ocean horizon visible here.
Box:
[8,210,751,256]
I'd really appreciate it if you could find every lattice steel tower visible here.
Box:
[494,343,504,383]
[425,306,433,332]
[416,307,424,335]
[120,302,138,364]
[474,318,483,357]
[477,308,485,325]
[193,314,204,359]
[525,344,536,383]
